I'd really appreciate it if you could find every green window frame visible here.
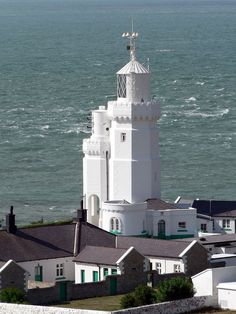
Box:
[103,268,108,277]
[111,268,117,275]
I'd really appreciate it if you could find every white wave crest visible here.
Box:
[196,81,205,86]
[184,108,229,118]
[185,97,197,103]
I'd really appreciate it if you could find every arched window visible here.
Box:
[110,217,121,234]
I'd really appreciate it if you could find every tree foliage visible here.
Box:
[156,276,195,302]
[120,285,157,309]
[0,287,26,304]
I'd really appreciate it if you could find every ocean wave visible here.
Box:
[63,125,90,135]
[196,81,205,86]
[40,125,50,131]
[156,49,174,52]
[183,108,229,118]
[25,134,45,138]
[185,97,197,103]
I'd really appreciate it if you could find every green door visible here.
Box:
[59,281,67,302]
[93,271,99,282]
[110,277,117,295]
[35,265,43,282]
[81,269,85,283]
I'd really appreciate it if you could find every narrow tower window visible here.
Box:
[117,74,126,98]
[121,133,126,142]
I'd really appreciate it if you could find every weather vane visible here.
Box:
[122,19,138,61]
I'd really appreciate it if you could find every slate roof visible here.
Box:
[116,236,191,258]
[78,221,116,251]
[74,246,126,265]
[192,200,236,217]
[0,224,76,262]
[0,221,116,263]
[198,234,236,246]
[147,199,177,210]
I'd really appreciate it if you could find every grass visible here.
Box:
[56,294,124,311]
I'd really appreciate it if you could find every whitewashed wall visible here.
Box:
[148,257,184,274]
[197,217,213,233]
[74,263,120,284]
[19,257,75,283]
[192,265,236,305]
[147,208,197,238]
[213,217,236,234]
[217,284,236,310]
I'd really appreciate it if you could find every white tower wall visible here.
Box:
[83,31,161,236]
[83,106,110,225]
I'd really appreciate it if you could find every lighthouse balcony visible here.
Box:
[83,139,110,156]
[107,100,161,122]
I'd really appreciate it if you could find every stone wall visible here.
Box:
[184,242,209,276]
[112,296,214,314]
[0,303,108,314]
[0,261,27,291]
[150,271,184,287]
[27,271,148,305]
[0,296,214,314]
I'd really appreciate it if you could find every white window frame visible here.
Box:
[222,219,230,229]
[173,264,181,273]
[155,262,162,274]
[56,263,64,277]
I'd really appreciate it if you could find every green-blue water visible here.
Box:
[0,0,235,225]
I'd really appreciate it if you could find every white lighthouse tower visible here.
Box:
[83,30,161,235]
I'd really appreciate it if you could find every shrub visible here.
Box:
[133,285,157,306]
[120,292,136,309]
[120,285,157,309]
[156,276,195,303]
[0,287,26,303]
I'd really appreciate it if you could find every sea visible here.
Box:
[0,0,235,226]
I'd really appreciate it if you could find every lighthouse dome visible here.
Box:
[117,60,149,75]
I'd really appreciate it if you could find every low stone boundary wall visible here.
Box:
[0,303,108,314]
[112,296,214,314]
[0,296,214,314]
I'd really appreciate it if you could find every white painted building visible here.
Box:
[74,246,149,284]
[19,257,75,283]
[83,31,198,238]
[192,265,236,306]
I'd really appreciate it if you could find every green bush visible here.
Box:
[0,287,26,303]
[156,276,195,303]
[120,285,157,309]
[120,292,136,309]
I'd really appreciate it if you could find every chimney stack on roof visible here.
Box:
[76,200,87,223]
[6,206,17,234]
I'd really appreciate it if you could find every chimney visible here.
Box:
[76,200,87,222]
[6,206,17,234]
